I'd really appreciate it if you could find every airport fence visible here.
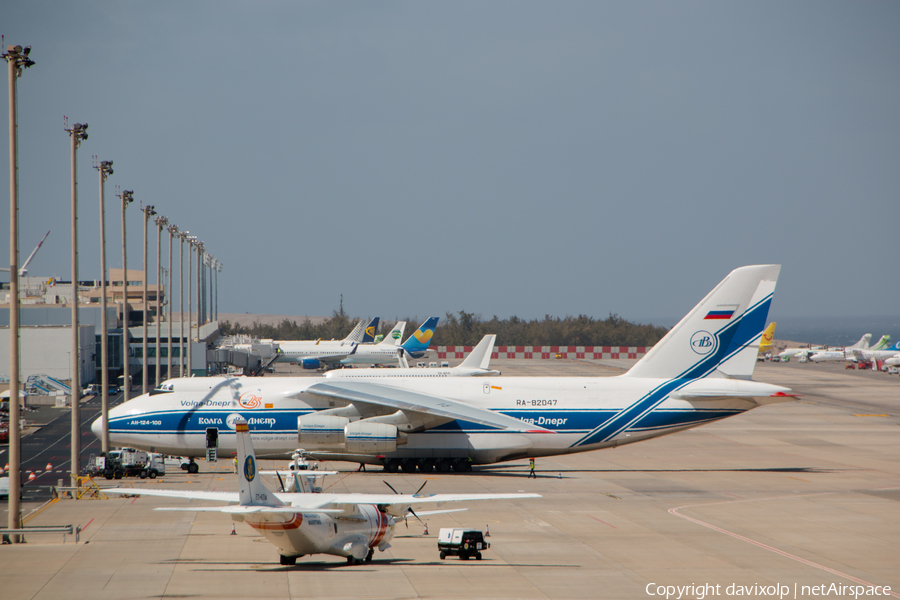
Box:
[436,346,649,360]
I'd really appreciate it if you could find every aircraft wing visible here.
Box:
[286,492,541,509]
[306,381,551,432]
[105,488,240,503]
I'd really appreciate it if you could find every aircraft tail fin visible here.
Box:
[235,417,283,507]
[342,321,366,344]
[361,318,380,344]
[847,333,872,350]
[869,335,891,351]
[378,321,406,346]
[459,335,497,370]
[758,322,776,353]
[624,265,780,381]
[401,317,439,356]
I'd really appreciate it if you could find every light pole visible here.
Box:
[186,235,195,376]
[117,189,134,401]
[178,231,187,376]
[65,119,88,488]
[167,223,177,380]
[94,158,113,454]
[154,215,167,386]
[4,42,35,542]
[140,203,156,394]
[215,260,222,322]
[195,241,203,337]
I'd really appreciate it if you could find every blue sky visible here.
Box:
[3,2,898,323]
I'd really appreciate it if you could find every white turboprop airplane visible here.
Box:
[273,321,407,369]
[95,265,794,473]
[326,335,501,378]
[848,338,899,364]
[105,416,539,566]
[777,333,874,362]
[807,334,883,362]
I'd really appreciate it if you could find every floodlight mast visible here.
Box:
[186,235,196,375]
[155,215,167,386]
[178,231,188,376]
[118,189,134,401]
[94,159,113,454]
[5,42,36,543]
[65,120,88,488]
[167,223,178,380]
[140,203,156,394]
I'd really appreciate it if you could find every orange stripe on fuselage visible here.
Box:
[369,509,388,548]
[250,514,303,531]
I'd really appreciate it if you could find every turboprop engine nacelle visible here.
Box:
[298,415,403,453]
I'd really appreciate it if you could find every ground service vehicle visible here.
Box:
[438,528,489,560]
[89,448,166,479]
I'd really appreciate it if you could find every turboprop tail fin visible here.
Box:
[625,265,780,381]
[868,335,891,351]
[235,417,283,507]
[459,334,497,370]
[848,333,872,350]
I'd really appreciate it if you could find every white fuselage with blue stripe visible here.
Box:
[97,373,786,464]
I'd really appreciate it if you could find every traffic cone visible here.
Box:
[28,471,36,481]
[485,524,490,537]
[230,523,236,535]
[46,463,53,471]
[423,523,429,535]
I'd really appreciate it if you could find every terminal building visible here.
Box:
[1,268,216,397]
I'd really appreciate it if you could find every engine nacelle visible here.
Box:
[300,358,321,370]
[298,415,349,446]
[297,416,403,452]
[345,421,399,454]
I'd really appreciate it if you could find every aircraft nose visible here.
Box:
[91,414,104,440]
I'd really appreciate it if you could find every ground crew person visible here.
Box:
[233,457,238,473]
[528,457,537,478]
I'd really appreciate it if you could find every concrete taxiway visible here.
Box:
[1,360,898,599]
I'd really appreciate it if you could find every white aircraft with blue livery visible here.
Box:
[273,320,406,369]
[95,266,793,473]
[105,416,538,565]
[326,334,500,378]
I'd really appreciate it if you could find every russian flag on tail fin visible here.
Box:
[704,305,739,320]
[624,265,780,381]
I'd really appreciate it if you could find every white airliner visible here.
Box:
[326,335,501,378]
[777,333,875,361]
[273,321,406,369]
[105,416,538,565]
[807,334,880,362]
[95,265,792,473]
[848,339,899,364]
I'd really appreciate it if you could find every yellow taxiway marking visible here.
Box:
[853,414,890,417]
[602,492,621,500]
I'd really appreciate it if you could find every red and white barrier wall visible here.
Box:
[436,346,649,360]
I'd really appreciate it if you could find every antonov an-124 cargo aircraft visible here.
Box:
[94,265,794,473]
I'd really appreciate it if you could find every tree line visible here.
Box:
[220,310,668,347]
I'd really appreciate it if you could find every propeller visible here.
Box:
[275,470,286,492]
[383,480,427,526]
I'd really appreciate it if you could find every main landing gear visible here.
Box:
[280,554,299,566]
[180,458,200,474]
[382,458,471,473]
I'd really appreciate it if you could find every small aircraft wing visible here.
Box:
[306,381,552,432]
[292,492,541,509]
[105,488,240,503]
